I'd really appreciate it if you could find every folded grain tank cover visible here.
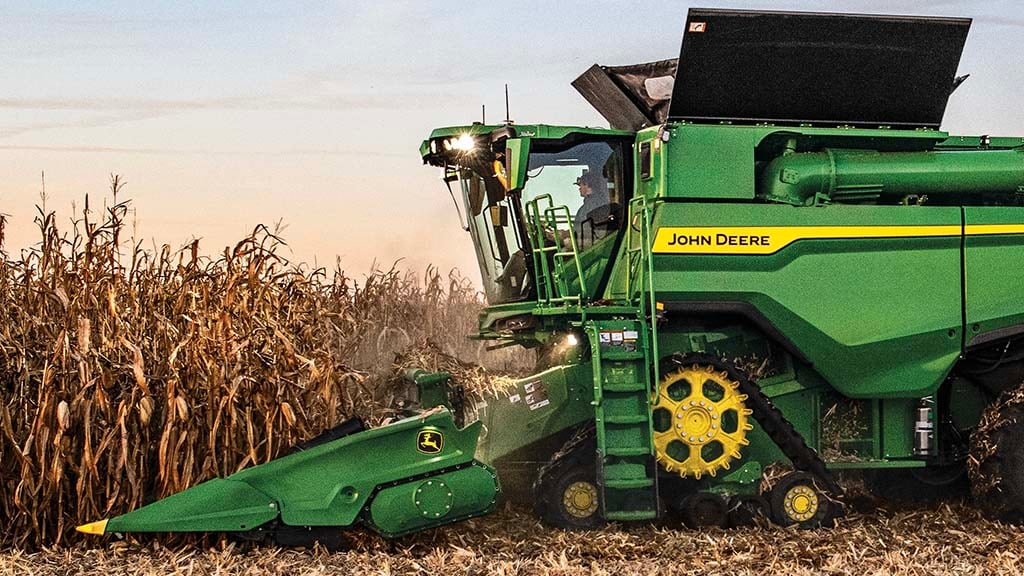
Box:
[573,59,678,131]
[574,10,971,131]
[668,9,971,128]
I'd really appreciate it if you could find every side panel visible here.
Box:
[963,207,1024,344]
[648,203,963,398]
[368,464,499,537]
[476,363,595,465]
[663,125,758,200]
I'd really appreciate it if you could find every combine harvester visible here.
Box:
[79,9,1024,545]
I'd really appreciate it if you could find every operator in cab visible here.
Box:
[574,170,612,250]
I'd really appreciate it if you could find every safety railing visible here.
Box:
[524,194,588,305]
[625,195,660,385]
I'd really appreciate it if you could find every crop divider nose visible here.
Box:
[76,519,108,535]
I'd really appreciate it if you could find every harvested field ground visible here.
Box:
[1,502,1022,575]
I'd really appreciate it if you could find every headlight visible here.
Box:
[452,134,476,151]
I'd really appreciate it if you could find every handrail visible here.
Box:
[524,194,588,305]
[627,196,660,386]
[543,204,588,302]
[524,197,554,303]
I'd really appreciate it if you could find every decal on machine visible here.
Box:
[524,379,550,411]
[652,225,966,255]
[600,330,639,352]
[416,430,444,454]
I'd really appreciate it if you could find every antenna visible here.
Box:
[504,83,511,124]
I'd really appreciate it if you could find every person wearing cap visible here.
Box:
[574,170,611,250]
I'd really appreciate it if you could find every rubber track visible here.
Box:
[533,353,843,515]
[666,353,843,496]
[533,425,596,517]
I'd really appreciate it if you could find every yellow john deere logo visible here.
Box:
[417,430,444,454]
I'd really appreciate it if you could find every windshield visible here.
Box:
[451,138,628,306]
[523,141,626,251]
[457,166,530,305]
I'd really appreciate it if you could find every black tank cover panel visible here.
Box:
[668,9,971,128]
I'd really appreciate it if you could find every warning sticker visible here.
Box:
[524,380,550,411]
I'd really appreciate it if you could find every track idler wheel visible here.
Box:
[542,465,605,530]
[535,428,605,530]
[767,472,835,528]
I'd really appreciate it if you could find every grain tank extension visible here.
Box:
[79,9,1024,543]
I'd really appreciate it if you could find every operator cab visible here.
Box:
[422,126,633,306]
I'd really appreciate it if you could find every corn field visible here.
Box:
[0,186,514,550]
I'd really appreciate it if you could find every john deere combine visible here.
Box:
[79,9,1024,543]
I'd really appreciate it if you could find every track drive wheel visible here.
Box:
[969,397,1024,523]
[653,358,753,479]
[767,472,835,528]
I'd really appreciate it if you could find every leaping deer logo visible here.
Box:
[417,430,443,454]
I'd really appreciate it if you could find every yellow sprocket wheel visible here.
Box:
[652,363,754,479]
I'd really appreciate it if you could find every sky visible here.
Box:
[1,1,1022,281]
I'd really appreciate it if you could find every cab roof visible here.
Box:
[420,124,634,165]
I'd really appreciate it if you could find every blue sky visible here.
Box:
[1,1,1022,277]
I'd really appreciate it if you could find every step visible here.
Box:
[603,462,648,480]
[600,350,645,361]
[604,509,658,521]
[602,382,647,393]
[604,478,655,490]
[604,414,649,424]
[605,447,651,457]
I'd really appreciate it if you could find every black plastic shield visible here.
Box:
[668,9,971,127]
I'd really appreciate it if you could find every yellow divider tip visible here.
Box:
[76,519,108,535]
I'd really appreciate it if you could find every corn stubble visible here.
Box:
[0,191,515,549]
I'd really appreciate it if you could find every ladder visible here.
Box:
[587,317,659,521]
[587,195,661,521]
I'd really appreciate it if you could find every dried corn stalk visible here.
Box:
[0,189,526,549]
